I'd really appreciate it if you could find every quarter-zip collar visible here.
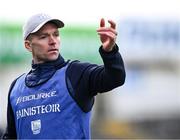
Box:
[25,55,67,87]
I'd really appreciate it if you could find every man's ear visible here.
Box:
[24,40,32,52]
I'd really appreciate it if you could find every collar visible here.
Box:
[25,55,67,87]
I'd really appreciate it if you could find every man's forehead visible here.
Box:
[35,23,59,34]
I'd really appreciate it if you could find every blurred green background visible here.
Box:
[0,0,180,139]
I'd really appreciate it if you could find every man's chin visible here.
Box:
[48,53,59,61]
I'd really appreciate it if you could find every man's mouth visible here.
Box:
[48,49,58,52]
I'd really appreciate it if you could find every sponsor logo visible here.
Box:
[16,103,61,119]
[16,91,57,105]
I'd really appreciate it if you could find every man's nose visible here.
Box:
[49,35,56,45]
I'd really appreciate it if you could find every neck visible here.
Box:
[32,55,65,68]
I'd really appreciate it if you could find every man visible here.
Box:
[2,13,125,139]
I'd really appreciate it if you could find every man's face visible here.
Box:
[26,23,61,64]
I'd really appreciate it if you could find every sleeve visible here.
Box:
[66,44,126,112]
[2,80,17,139]
[91,44,126,94]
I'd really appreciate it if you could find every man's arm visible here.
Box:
[2,102,17,139]
[90,44,125,94]
[66,19,125,112]
[66,44,125,112]
[2,80,17,139]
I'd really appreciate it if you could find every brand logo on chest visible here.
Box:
[31,119,41,135]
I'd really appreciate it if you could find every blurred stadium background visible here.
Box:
[0,0,180,139]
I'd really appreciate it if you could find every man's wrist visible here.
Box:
[99,44,118,54]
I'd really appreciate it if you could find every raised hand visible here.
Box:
[97,18,118,52]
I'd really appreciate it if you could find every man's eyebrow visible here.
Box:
[54,30,59,34]
[36,30,59,36]
[31,32,45,37]
[36,32,48,36]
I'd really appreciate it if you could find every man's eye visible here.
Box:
[40,36,46,39]
[54,33,59,37]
